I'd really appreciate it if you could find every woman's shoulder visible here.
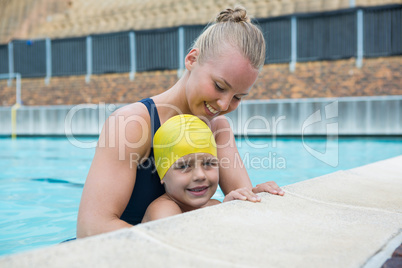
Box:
[109,101,153,138]
[99,101,153,160]
[111,101,150,119]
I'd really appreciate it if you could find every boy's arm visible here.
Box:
[141,197,182,223]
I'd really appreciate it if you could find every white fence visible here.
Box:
[0,96,401,136]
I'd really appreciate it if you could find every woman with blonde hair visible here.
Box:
[77,5,284,238]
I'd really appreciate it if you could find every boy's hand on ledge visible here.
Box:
[252,181,285,196]
[223,187,262,203]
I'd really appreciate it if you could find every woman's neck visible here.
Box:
[152,72,191,123]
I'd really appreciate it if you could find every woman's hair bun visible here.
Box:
[216,6,250,23]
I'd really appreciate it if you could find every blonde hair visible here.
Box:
[192,6,266,70]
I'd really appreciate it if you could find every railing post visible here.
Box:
[8,42,14,86]
[86,36,92,83]
[45,38,52,85]
[356,9,364,68]
[178,27,185,78]
[290,16,297,73]
[15,73,21,105]
[129,32,136,81]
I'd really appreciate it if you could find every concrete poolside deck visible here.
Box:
[1,156,401,267]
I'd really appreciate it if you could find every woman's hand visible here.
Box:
[252,181,285,196]
[223,187,262,203]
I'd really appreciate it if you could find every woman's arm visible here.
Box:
[211,116,284,196]
[77,103,151,238]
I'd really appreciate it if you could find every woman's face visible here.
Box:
[184,47,259,120]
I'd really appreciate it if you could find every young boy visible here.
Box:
[142,114,261,223]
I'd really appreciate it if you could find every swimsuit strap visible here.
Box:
[119,98,165,225]
[138,98,161,143]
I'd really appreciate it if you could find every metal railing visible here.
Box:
[0,73,22,138]
[0,4,400,82]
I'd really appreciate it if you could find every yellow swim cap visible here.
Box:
[153,114,217,179]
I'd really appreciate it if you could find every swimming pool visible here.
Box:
[1,136,401,256]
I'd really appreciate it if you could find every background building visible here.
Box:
[0,0,401,106]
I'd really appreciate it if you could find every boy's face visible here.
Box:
[162,153,219,212]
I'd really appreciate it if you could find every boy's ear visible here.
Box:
[185,48,199,71]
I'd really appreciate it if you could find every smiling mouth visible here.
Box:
[205,102,219,115]
[188,186,208,192]
[187,186,209,196]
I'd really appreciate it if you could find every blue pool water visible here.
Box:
[0,136,401,256]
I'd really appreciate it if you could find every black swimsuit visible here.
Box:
[62,99,165,242]
[120,98,165,225]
